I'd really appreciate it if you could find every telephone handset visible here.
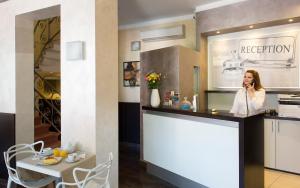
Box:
[245,80,255,115]
[245,80,255,88]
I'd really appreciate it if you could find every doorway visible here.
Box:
[15,5,61,148]
[34,16,61,148]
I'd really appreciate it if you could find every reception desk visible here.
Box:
[142,106,264,188]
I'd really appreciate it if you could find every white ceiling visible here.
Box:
[118,0,223,26]
[0,0,244,26]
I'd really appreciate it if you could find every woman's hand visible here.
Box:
[247,83,255,98]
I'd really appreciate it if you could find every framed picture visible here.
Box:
[123,61,140,87]
[131,41,141,51]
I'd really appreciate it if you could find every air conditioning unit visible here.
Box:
[140,25,185,42]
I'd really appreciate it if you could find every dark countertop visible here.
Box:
[143,106,300,122]
[142,106,261,122]
[264,114,300,121]
[205,90,300,94]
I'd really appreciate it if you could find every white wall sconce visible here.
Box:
[66,41,85,60]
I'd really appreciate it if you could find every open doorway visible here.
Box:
[15,5,61,149]
[34,16,61,148]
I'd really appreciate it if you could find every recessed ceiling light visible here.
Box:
[288,19,294,22]
[249,25,254,29]
[216,31,220,34]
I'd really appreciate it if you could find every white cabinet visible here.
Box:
[276,120,300,173]
[264,119,276,168]
[264,119,300,173]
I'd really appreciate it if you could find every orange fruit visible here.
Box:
[53,148,60,157]
[60,150,68,158]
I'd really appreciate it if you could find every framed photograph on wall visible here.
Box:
[131,41,141,51]
[123,61,140,87]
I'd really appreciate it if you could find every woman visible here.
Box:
[230,70,265,115]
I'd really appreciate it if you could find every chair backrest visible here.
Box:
[3,141,44,183]
[73,152,113,188]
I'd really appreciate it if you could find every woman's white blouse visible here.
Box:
[230,88,266,115]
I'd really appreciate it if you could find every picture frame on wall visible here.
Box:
[123,61,140,87]
[131,41,141,51]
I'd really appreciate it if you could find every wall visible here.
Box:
[118,29,140,102]
[61,0,96,155]
[95,0,118,187]
[118,19,196,102]
[208,93,279,111]
[15,15,35,145]
[196,0,300,110]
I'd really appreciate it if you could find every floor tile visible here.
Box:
[270,172,300,188]
[264,169,282,187]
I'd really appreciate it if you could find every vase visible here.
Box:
[150,89,160,108]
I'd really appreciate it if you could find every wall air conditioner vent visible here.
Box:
[140,25,185,42]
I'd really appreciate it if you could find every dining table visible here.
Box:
[16,153,96,185]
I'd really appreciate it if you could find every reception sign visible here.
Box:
[209,31,299,88]
[239,36,295,61]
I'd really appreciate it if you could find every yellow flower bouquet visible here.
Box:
[145,72,161,89]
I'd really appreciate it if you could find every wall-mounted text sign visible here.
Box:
[239,36,295,61]
[209,30,299,88]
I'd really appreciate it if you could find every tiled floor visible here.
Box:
[265,169,300,188]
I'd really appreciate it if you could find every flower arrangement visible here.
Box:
[145,72,161,89]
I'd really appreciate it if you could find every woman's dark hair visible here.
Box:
[243,70,263,90]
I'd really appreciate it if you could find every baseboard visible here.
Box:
[146,163,208,188]
[265,167,300,176]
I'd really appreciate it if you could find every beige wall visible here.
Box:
[119,19,197,102]
[95,0,119,187]
[61,0,96,154]
[118,29,140,102]
[15,16,35,146]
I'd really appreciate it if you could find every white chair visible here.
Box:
[56,152,113,188]
[3,141,57,188]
